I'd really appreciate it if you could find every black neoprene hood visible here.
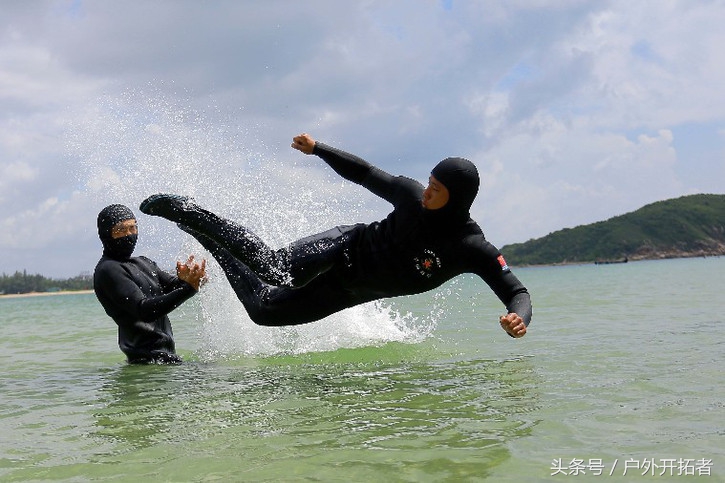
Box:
[97,204,137,259]
[97,204,135,240]
[429,157,480,226]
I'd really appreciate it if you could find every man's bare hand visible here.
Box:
[177,255,207,291]
[291,133,316,154]
[500,313,527,338]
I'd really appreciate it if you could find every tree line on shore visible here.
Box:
[0,270,93,295]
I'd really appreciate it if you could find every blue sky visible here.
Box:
[1,0,724,278]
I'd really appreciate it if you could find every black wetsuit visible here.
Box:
[94,204,198,363]
[140,143,532,328]
[94,255,196,363]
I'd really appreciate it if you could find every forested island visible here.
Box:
[0,270,93,296]
[501,193,725,266]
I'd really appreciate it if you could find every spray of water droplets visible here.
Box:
[66,88,442,359]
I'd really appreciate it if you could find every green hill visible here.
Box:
[501,194,725,266]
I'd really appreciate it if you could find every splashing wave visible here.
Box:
[68,88,439,357]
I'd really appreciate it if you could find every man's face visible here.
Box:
[422,176,450,210]
[110,219,138,239]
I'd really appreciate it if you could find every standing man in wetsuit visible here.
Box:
[93,204,207,364]
[139,133,531,338]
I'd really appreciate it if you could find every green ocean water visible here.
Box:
[0,257,723,482]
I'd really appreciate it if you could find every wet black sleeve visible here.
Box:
[137,258,197,321]
[136,282,196,322]
[313,142,375,183]
[467,238,533,327]
[313,142,420,206]
[95,258,196,323]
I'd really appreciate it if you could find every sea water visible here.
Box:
[0,257,723,482]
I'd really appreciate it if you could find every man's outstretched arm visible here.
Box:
[292,133,414,205]
[470,241,532,339]
[292,133,377,184]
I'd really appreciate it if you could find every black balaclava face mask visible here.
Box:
[425,157,480,229]
[97,204,137,260]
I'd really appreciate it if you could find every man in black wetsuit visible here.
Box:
[93,204,207,364]
[139,133,531,338]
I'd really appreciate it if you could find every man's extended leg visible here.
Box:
[179,225,355,326]
[140,194,291,285]
[177,224,271,315]
[141,194,356,288]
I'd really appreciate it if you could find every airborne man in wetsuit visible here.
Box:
[140,133,532,338]
[93,204,207,363]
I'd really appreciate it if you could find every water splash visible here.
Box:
[67,87,437,358]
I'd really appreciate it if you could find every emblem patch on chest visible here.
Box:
[414,248,441,278]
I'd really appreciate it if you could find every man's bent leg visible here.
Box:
[288,226,355,287]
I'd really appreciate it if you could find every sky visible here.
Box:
[1,0,724,278]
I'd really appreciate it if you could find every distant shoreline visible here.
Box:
[511,252,723,268]
[1,255,720,297]
[0,290,94,299]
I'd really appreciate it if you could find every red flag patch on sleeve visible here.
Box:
[497,254,509,271]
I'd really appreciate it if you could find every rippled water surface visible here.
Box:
[1,257,723,481]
